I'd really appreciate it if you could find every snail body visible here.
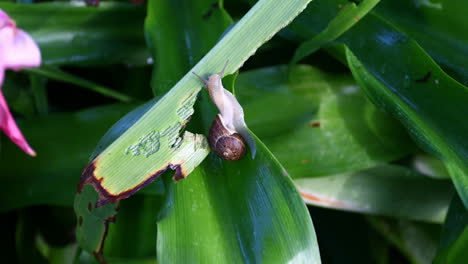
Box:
[193,62,256,161]
[209,114,246,161]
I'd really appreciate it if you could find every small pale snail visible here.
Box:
[193,61,256,161]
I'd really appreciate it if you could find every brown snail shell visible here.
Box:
[209,114,246,161]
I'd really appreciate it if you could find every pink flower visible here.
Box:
[0,9,41,156]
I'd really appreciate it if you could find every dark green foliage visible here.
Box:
[1,0,466,263]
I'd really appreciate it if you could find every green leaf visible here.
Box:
[346,47,468,209]
[375,0,468,85]
[80,0,315,208]
[0,2,149,66]
[295,165,453,223]
[74,185,119,262]
[282,0,468,208]
[236,65,415,177]
[411,154,450,179]
[74,101,165,259]
[291,0,380,64]
[434,194,468,264]
[158,140,320,263]
[147,0,320,263]
[78,102,210,205]
[145,0,233,95]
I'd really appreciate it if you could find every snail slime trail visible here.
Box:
[193,62,256,161]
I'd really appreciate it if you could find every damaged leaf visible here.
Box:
[75,79,209,208]
[77,86,209,206]
[74,185,120,262]
[79,131,209,206]
[75,0,316,261]
[76,0,315,207]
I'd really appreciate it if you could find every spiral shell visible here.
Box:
[209,114,246,161]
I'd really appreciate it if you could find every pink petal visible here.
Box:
[0,91,36,156]
[0,27,41,70]
[0,10,10,26]
[0,66,3,87]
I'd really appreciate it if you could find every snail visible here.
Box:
[193,62,256,161]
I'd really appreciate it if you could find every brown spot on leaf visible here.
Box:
[309,122,320,128]
[301,159,310,164]
[172,163,189,181]
[300,191,345,207]
[203,2,219,19]
[78,216,83,227]
[353,17,360,21]
[88,202,93,212]
[415,71,432,83]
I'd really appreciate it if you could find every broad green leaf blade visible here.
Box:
[236,65,415,177]
[0,2,149,66]
[295,165,453,223]
[283,0,468,208]
[158,139,321,263]
[74,101,166,258]
[143,0,320,263]
[434,195,468,264]
[291,0,380,64]
[81,0,314,207]
[375,0,468,85]
[284,0,468,85]
[75,185,119,261]
[145,0,233,95]
[346,47,468,208]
